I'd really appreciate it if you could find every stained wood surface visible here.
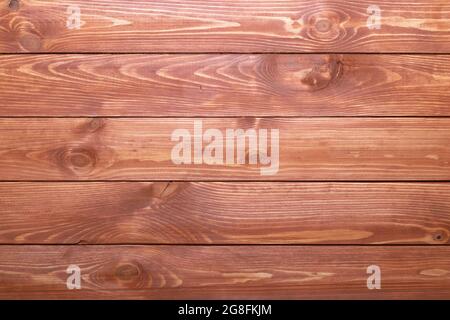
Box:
[2,0,450,300]
[1,118,450,181]
[0,246,449,299]
[0,182,449,244]
[2,0,450,53]
[2,54,450,116]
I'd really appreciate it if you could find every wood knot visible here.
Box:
[297,55,344,92]
[307,11,344,42]
[145,182,185,208]
[19,33,42,52]
[113,262,147,287]
[315,19,332,33]
[8,0,20,11]
[74,118,106,134]
[70,150,94,168]
[115,263,141,281]
[431,229,449,243]
[87,118,106,132]
[54,145,98,175]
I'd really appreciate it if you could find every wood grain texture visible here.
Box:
[0,246,449,299]
[1,118,450,181]
[2,0,450,302]
[1,182,449,245]
[1,0,450,53]
[2,54,450,116]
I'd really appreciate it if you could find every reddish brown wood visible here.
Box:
[2,0,450,301]
[1,118,450,181]
[0,246,449,299]
[1,0,450,53]
[0,182,449,245]
[1,54,450,116]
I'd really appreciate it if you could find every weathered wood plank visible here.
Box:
[1,0,450,53]
[2,54,450,116]
[0,246,449,299]
[1,118,450,180]
[1,182,449,245]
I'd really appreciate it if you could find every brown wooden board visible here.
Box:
[0,182,449,245]
[1,54,450,116]
[1,0,450,53]
[1,118,450,181]
[0,246,449,299]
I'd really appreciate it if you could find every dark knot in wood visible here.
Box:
[53,145,99,175]
[8,0,20,11]
[299,55,344,92]
[115,263,141,281]
[306,10,345,42]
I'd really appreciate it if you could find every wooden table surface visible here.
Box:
[0,0,449,299]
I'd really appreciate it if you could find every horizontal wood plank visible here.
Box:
[0,246,449,299]
[1,118,450,180]
[1,0,450,53]
[2,54,450,116]
[1,182,449,245]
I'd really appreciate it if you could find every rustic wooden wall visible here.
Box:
[0,0,449,299]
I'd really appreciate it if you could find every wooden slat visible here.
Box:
[0,246,449,299]
[1,118,450,181]
[1,182,449,245]
[2,54,450,116]
[1,0,450,53]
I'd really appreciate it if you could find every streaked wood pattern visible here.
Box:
[0,182,449,244]
[0,246,449,299]
[2,0,450,301]
[1,0,450,53]
[1,118,450,181]
[2,54,450,116]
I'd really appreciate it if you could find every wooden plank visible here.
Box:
[1,182,449,245]
[2,54,450,116]
[1,0,450,53]
[0,246,449,299]
[1,118,450,181]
